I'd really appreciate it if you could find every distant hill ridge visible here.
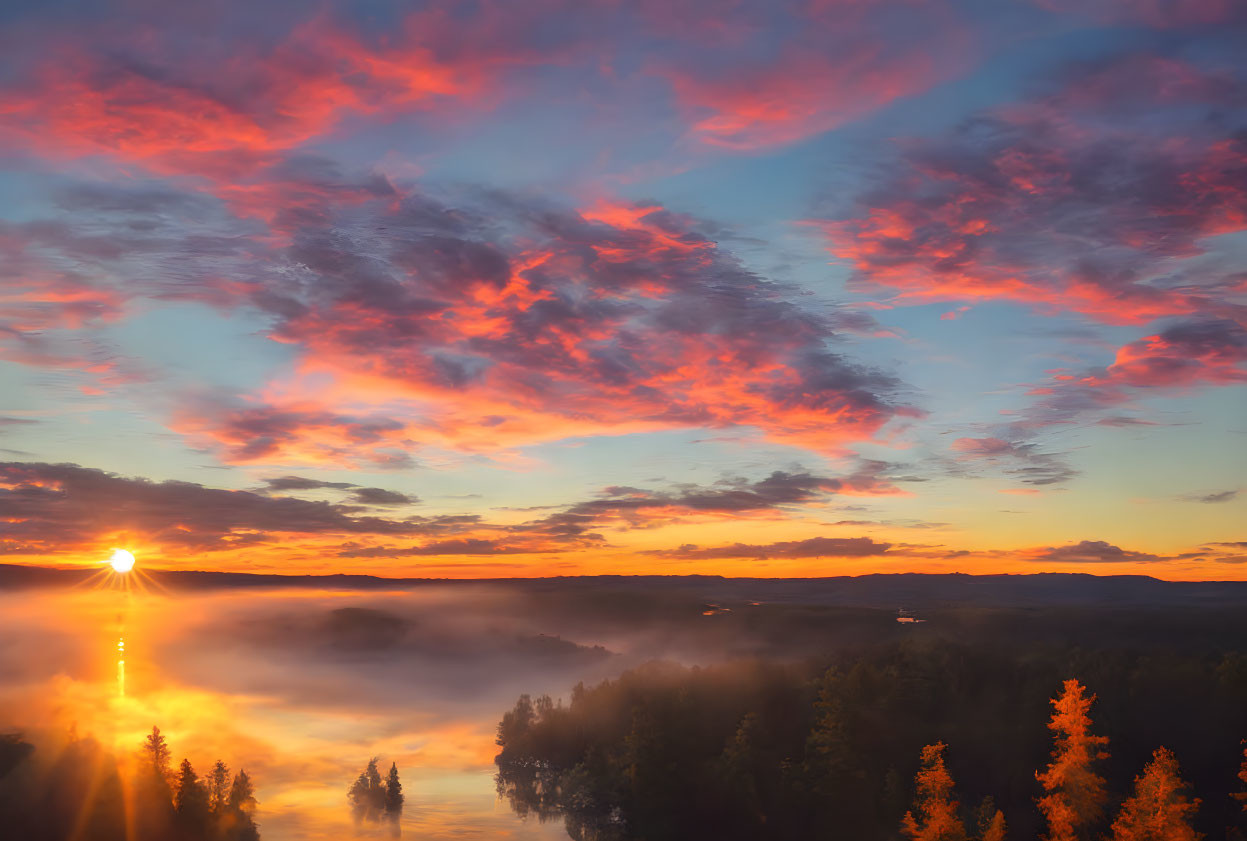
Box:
[4,564,1247,608]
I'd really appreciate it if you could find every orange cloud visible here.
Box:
[1097,322,1247,388]
[164,190,914,465]
[0,460,905,573]
[1014,319,1247,429]
[0,13,522,180]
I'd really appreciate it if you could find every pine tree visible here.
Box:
[349,770,372,823]
[982,809,1007,841]
[208,760,230,813]
[133,727,176,841]
[349,758,388,823]
[385,762,404,818]
[1037,680,1110,841]
[802,669,855,788]
[229,769,257,814]
[902,743,968,841]
[143,726,172,781]
[222,769,260,841]
[175,757,211,836]
[367,757,386,817]
[1108,748,1201,841]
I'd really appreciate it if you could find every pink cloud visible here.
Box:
[655,0,972,150]
[819,55,1247,325]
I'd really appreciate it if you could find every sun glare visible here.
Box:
[108,548,136,574]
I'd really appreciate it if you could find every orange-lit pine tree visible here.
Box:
[1108,747,1201,841]
[1037,679,1110,841]
[903,742,968,841]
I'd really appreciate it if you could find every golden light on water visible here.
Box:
[0,588,536,841]
[108,548,136,574]
[116,635,125,698]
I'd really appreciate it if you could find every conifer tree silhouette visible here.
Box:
[208,760,230,813]
[385,762,403,818]
[229,769,257,814]
[175,758,211,838]
[349,758,388,823]
[226,769,261,841]
[143,726,172,782]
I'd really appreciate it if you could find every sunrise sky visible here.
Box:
[0,0,1244,579]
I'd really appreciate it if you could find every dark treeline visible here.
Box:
[0,725,259,841]
[495,611,1247,841]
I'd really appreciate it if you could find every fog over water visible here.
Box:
[0,584,727,840]
[8,572,1247,840]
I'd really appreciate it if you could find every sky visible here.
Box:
[0,0,1244,579]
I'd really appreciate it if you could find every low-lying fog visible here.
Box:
[0,582,825,840]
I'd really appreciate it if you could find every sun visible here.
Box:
[108,548,136,574]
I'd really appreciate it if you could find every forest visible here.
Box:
[0,725,259,841]
[495,608,1247,841]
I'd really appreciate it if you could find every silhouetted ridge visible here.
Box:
[4,565,1247,608]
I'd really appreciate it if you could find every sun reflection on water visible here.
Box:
[0,586,573,841]
[116,634,126,698]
